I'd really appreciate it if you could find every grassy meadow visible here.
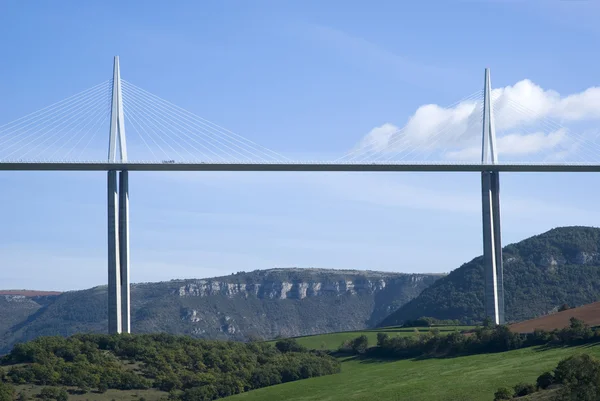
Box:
[267,326,473,351]
[231,330,600,401]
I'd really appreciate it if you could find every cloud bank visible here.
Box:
[356,80,600,161]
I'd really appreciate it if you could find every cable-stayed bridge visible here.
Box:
[2,57,598,334]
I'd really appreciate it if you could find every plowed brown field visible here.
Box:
[510,302,600,333]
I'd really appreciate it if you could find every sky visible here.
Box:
[2,0,600,291]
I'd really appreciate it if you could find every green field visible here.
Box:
[228,341,600,401]
[268,326,473,351]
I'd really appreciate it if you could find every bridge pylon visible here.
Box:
[481,68,504,325]
[107,56,130,334]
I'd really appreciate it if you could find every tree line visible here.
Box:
[494,353,600,400]
[340,317,597,359]
[0,333,340,400]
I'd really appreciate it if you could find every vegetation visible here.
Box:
[224,342,600,401]
[401,317,461,327]
[341,317,597,360]
[268,326,472,351]
[492,353,600,400]
[0,381,15,401]
[0,269,440,354]
[381,226,600,326]
[0,334,340,400]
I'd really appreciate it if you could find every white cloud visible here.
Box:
[446,129,567,160]
[356,79,600,161]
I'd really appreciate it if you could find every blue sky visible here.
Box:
[2,0,600,291]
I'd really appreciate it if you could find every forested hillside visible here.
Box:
[381,226,600,326]
[0,334,340,400]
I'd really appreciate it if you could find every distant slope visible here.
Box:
[0,268,442,354]
[510,301,600,333]
[224,342,600,401]
[0,293,60,349]
[269,325,472,351]
[0,290,61,296]
[380,226,600,326]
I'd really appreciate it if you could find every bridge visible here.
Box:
[2,57,596,333]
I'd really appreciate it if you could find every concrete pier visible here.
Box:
[481,68,504,325]
[119,170,130,333]
[107,170,122,333]
[107,56,130,334]
[482,170,503,324]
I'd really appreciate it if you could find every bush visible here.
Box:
[536,371,554,389]
[513,382,536,397]
[39,386,69,401]
[376,332,389,347]
[350,335,369,354]
[403,317,461,327]
[554,354,600,385]
[275,338,307,353]
[493,387,512,400]
[0,381,14,401]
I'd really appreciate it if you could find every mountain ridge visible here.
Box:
[379,226,600,327]
[0,268,442,354]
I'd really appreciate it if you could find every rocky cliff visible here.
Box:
[0,268,441,354]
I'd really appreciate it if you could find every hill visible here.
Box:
[0,268,441,354]
[0,333,340,400]
[379,226,600,326]
[223,334,600,401]
[0,290,61,296]
[510,301,600,333]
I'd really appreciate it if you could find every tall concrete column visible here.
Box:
[107,56,130,334]
[481,171,503,324]
[491,171,504,324]
[108,170,122,334]
[481,68,504,325]
[119,170,130,333]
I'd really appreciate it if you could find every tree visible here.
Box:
[554,354,600,400]
[536,371,554,389]
[350,335,369,354]
[376,332,389,347]
[559,303,570,312]
[482,316,494,329]
[275,338,306,353]
[513,382,536,397]
[39,386,68,401]
[97,382,108,393]
[493,387,512,400]
[0,382,15,401]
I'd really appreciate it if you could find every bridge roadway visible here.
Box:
[1,162,600,172]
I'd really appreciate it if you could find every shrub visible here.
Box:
[559,303,571,312]
[376,332,389,347]
[0,381,14,401]
[554,354,600,385]
[275,338,307,353]
[493,387,512,400]
[536,371,554,389]
[39,386,69,401]
[350,335,369,354]
[513,382,536,397]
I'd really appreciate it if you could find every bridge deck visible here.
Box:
[1,162,600,172]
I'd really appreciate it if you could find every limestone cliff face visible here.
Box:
[0,268,442,354]
[161,269,441,341]
[176,277,393,299]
